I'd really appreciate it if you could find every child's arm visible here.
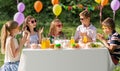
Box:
[23,30,30,47]
[38,27,44,44]
[97,33,117,53]
[10,34,27,58]
[100,39,117,53]
[80,32,93,42]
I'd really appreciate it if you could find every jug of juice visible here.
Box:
[45,38,50,48]
[41,38,46,49]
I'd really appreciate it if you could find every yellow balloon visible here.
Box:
[95,0,101,4]
[53,4,62,17]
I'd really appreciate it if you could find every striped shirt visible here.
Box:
[108,30,120,60]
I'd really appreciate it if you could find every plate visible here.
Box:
[86,42,104,48]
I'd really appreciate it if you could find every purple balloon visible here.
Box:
[111,0,120,11]
[13,12,25,26]
[17,2,25,12]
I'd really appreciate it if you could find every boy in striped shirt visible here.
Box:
[97,17,120,65]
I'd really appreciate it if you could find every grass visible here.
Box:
[0,20,120,71]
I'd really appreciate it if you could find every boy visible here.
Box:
[74,10,96,43]
[97,17,120,65]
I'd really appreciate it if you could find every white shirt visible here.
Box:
[4,36,20,62]
[74,24,97,42]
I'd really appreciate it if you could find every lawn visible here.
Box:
[0,20,120,71]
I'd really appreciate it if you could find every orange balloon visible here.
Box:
[101,0,109,7]
[34,1,43,13]
[51,0,59,5]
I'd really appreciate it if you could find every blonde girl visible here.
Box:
[0,21,27,71]
[49,19,65,40]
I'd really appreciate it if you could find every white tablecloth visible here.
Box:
[18,48,115,71]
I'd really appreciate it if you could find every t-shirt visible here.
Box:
[74,24,97,42]
[4,36,20,62]
[108,30,120,60]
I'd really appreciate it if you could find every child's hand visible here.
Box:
[80,32,87,36]
[30,43,38,49]
[38,27,44,34]
[97,33,105,41]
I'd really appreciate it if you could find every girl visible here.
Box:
[97,17,120,65]
[0,21,27,71]
[48,19,65,43]
[22,15,43,48]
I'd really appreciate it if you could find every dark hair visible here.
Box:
[102,17,115,30]
[22,15,37,32]
[79,10,91,18]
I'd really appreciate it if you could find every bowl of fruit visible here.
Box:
[87,42,104,48]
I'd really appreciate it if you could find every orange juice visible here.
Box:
[41,38,46,49]
[41,38,50,49]
[82,36,88,43]
[70,37,75,45]
[45,38,50,48]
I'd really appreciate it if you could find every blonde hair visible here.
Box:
[79,10,91,18]
[49,19,62,36]
[1,21,18,54]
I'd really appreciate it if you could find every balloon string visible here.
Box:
[55,16,58,19]
[17,0,19,4]
[99,5,102,24]
[113,11,116,21]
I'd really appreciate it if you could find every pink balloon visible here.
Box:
[13,12,25,26]
[17,2,25,12]
[111,0,120,11]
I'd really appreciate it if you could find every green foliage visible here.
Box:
[0,0,119,23]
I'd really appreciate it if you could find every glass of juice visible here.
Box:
[41,38,46,49]
[45,38,50,48]
[82,35,88,43]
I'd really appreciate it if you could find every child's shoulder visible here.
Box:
[90,24,96,30]
[7,36,14,40]
[112,32,120,37]
[76,25,83,29]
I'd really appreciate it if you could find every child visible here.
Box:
[0,21,27,71]
[22,15,43,48]
[48,19,65,43]
[74,10,97,43]
[97,17,120,65]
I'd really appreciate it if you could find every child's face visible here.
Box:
[28,18,37,28]
[102,26,112,35]
[80,16,90,25]
[55,22,63,32]
[12,26,20,35]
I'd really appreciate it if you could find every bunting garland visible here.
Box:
[61,3,100,12]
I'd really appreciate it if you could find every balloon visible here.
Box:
[17,2,25,12]
[13,12,25,26]
[101,0,109,7]
[53,4,62,17]
[111,0,120,11]
[34,1,43,13]
[95,0,101,4]
[51,0,59,5]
